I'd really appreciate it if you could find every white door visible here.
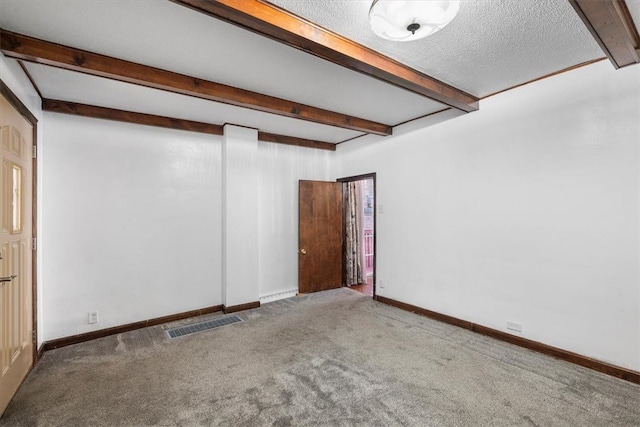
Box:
[0,93,33,416]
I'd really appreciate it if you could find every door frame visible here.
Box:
[0,80,39,365]
[337,173,376,298]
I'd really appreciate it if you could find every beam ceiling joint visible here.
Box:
[570,0,640,69]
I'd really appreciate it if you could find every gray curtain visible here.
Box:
[344,181,365,286]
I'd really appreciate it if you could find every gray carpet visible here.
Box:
[2,288,638,426]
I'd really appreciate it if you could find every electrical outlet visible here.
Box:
[378,279,385,288]
[506,321,522,333]
[88,312,98,324]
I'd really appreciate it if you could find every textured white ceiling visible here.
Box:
[269,0,605,97]
[0,0,621,144]
[23,62,363,144]
[0,0,446,126]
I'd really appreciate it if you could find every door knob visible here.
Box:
[300,248,307,255]
[0,275,17,283]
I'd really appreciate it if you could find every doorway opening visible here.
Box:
[338,173,375,297]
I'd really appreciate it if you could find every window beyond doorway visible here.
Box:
[362,178,374,282]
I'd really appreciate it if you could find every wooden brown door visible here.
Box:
[298,180,342,293]
[0,92,34,416]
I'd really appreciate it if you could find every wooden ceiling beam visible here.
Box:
[42,99,225,135]
[42,99,337,151]
[1,29,391,136]
[258,131,336,151]
[570,0,640,69]
[172,0,479,112]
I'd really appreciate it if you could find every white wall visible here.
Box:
[42,113,222,340]
[0,54,45,347]
[221,125,259,307]
[41,113,333,339]
[258,142,333,299]
[336,60,640,371]
[8,47,638,372]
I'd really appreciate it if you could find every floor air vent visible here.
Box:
[166,315,243,339]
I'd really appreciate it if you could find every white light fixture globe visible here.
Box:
[369,0,460,42]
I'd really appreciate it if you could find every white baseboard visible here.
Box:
[259,289,298,304]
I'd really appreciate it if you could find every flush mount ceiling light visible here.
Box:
[369,0,460,42]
